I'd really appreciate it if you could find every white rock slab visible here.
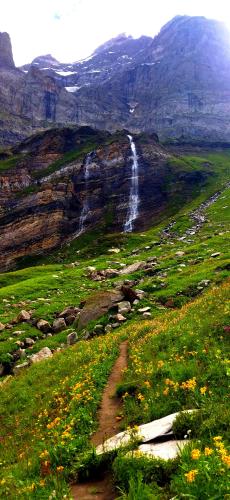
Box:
[137,439,189,460]
[96,410,195,455]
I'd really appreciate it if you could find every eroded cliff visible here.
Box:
[0,127,209,271]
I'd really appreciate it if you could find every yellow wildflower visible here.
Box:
[213,436,222,442]
[181,377,197,391]
[56,465,64,472]
[191,449,201,460]
[185,469,198,483]
[137,393,145,401]
[200,386,207,395]
[144,380,151,388]
[204,447,213,456]
[122,392,129,399]
[222,455,230,467]
[157,360,164,369]
[163,387,169,396]
[0,479,6,485]
[39,450,49,459]
[39,479,46,487]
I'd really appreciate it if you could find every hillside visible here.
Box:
[0,153,229,498]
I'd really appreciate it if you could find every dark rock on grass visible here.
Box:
[25,338,35,347]
[17,310,31,322]
[93,324,104,335]
[76,290,124,330]
[36,319,51,333]
[67,332,78,345]
[52,318,66,333]
[121,286,139,303]
[65,314,77,325]
[58,306,80,318]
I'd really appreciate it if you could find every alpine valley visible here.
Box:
[0,14,229,500]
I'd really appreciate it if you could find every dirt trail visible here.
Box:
[71,341,128,500]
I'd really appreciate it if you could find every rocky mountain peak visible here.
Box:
[0,32,15,68]
[31,54,60,68]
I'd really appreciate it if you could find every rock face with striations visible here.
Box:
[1,17,230,145]
[0,126,208,271]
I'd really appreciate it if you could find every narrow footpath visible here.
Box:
[71,341,128,500]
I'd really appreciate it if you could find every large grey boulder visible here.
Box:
[76,290,124,330]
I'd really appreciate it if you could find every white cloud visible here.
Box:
[0,0,230,66]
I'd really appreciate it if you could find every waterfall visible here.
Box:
[78,153,92,235]
[124,135,140,232]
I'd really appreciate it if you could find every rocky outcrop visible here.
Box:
[0,32,15,68]
[0,126,209,271]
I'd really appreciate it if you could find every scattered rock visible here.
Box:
[115,314,127,322]
[66,332,78,345]
[111,323,120,329]
[17,310,31,322]
[25,337,35,347]
[52,318,66,333]
[13,362,29,375]
[120,261,145,275]
[175,251,185,257]
[65,314,77,325]
[135,290,146,300]
[93,324,104,335]
[108,248,120,254]
[58,306,80,318]
[211,252,221,258]
[47,333,53,337]
[105,324,112,333]
[37,319,51,333]
[30,347,53,364]
[118,301,131,314]
[121,286,139,303]
[138,307,151,313]
[147,256,157,263]
[142,312,152,318]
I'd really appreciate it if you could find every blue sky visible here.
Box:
[1,0,230,65]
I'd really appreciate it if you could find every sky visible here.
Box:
[1,0,230,66]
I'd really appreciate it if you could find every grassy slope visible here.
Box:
[0,152,229,498]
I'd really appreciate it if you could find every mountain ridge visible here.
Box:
[1,16,230,145]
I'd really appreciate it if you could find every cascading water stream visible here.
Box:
[77,153,92,235]
[124,135,140,232]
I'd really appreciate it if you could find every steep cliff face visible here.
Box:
[0,32,15,69]
[1,16,230,145]
[0,127,208,271]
